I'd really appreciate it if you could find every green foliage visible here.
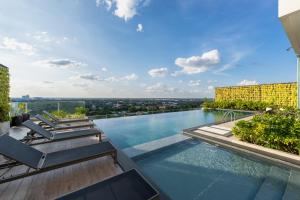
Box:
[0,65,10,122]
[75,106,87,115]
[233,110,300,155]
[18,103,27,113]
[215,83,297,108]
[50,109,86,119]
[51,110,68,119]
[202,100,275,111]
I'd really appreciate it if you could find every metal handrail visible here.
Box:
[222,110,237,122]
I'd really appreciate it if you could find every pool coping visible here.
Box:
[123,134,190,158]
[184,128,300,171]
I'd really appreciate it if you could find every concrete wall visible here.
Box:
[279,0,300,17]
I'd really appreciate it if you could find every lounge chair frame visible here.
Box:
[21,120,102,145]
[35,114,94,131]
[0,135,117,184]
[0,151,117,184]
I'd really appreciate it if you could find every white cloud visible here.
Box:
[72,83,90,88]
[103,73,138,82]
[136,23,143,32]
[96,0,149,21]
[0,37,36,56]
[215,51,247,74]
[104,76,119,82]
[114,0,138,21]
[28,31,70,44]
[170,71,183,77]
[238,80,258,86]
[72,72,138,82]
[148,67,168,77]
[207,80,217,83]
[96,0,112,10]
[43,81,54,84]
[37,59,86,68]
[122,73,138,80]
[189,89,201,94]
[101,67,107,71]
[145,83,178,93]
[174,49,220,75]
[142,0,151,7]
[188,80,201,87]
[79,73,101,81]
[96,0,101,7]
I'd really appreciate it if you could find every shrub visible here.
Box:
[75,106,87,115]
[51,110,68,119]
[233,110,300,155]
[49,109,86,119]
[18,103,27,113]
[202,100,277,111]
[0,106,9,122]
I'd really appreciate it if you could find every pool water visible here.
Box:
[94,110,248,149]
[136,139,300,200]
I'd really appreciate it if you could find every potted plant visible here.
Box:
[10,104,23,127]
[11,115,23,127]
[0,106,10,135]
[18,102,30,122]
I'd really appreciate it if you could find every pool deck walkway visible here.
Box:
[123,134,190,158]
[184,116,300,170]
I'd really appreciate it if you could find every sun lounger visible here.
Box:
[21,120,102,145]
[43,110,90,124]
[0,134,117,184]
[56,169,160,200]
[35,114,94,131]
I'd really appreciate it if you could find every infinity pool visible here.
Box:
[135,139,300,200]
[94,110,248,149]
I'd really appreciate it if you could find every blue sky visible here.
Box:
[0,0,297,98]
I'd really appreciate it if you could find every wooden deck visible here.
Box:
[0,127,123,200]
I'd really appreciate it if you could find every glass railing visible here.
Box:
[10,100,86,116]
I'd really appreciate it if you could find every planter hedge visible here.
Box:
[233,111,300,155]
[0,64,9,122]
[202,100,274,111]
[215,83,297,108]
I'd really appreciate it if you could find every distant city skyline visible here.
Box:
[0,0,297,98]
